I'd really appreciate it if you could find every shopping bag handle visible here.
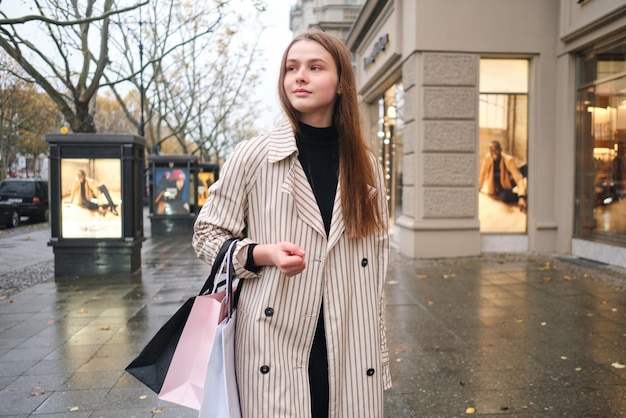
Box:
[199,238,240,296]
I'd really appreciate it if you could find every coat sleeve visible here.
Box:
[192,140,262,280]
[371,154,392,390]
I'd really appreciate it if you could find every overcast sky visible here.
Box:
[254,0,297,131]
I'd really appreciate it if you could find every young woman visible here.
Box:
[193,27,391,418]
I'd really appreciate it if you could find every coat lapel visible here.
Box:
[327,180,345,249]
[270,123,327,239]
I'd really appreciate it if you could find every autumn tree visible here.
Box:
[104,0,267,162]
[0,0,268,163]
[0,0,148,133]
[0,54,60,177]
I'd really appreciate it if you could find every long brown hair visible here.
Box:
[278,28,385,239]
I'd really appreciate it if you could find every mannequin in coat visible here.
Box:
[193,28,391,417]
[478,140,527,212]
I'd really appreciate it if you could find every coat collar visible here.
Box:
[269,120,347,243]
[267,121,299,164]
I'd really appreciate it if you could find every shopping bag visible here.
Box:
[124,298,194,393]
[125,238,239,395]
[156,239,241,411]
[157,289,228,410]
[198,303,241,417]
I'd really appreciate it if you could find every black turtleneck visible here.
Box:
[296,121,339,237]
[295,121,338,418]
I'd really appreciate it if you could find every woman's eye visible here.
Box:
[311,66,321,71]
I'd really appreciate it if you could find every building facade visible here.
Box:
[290,0,626,269]
[290,0,363,40]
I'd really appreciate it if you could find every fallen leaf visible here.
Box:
[612,308,618,312]
[427,300,434,306]
[466,406,476,414]
[25,236,32,241]
[450,273,457,278]
[611,362,625,369]
[395,348,405,353]
[8,299,15,303]
[91,296,100,300]
[540,322,547,326]
[139,395,147,400]
[0,295,6,300]
[560,356,568,360]
[541,276,552,282]
[78,308,88,314]
[387,280,398,285]
[563,275,572,281]
[30,387,45,396]
[46,319,55,326]
[152,407,165,413]
[99,325,111,331]
[417,274,428,280]
[442,274,449,279]
[601,300,608,305]
[69,406,80,412]
[515,319,523,324]
[575,367,582,372]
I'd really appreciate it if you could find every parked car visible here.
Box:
[0,201,20,228]
[0,178,49,222]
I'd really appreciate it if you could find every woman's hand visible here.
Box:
[253,242,306,277]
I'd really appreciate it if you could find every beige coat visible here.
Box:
[193,122,391,418]
[478,151,527,197]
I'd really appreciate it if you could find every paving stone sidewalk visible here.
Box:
[0,222,625,417]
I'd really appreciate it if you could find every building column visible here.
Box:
[396,52,481,258]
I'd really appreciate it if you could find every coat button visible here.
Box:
[264,307,274,317]
[260,365,270,374]
[366,368,375,376]
[361,258,368,267]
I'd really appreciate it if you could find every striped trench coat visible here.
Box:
[192,121,391,417]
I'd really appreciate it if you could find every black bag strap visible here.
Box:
[199,238,239,296]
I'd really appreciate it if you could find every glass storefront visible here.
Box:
[478,59,529,233]
[376,83,403,240]
[575,35,626,246]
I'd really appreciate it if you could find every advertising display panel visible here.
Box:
[61,158,122,238]
[153,167,191,215]
[197,171,215,208]
[478,59,529,233]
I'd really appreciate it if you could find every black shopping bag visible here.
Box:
[125,238,240,393]
[125,298,195,393]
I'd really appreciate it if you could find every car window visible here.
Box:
[0,181,35,195]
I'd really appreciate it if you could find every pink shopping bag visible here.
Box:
[157,289,229,410]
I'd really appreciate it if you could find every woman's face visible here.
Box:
[283,40,339,127]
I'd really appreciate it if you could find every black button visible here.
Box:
[264,307,274,317]
[361,258,368,267]
[366,368,375,376]
[260,365,270,374]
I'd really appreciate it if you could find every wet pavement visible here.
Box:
[0,218,625,417]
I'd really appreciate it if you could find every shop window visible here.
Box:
[376,83,403,239]
[479,59,529,233]
[575,36,626,245]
